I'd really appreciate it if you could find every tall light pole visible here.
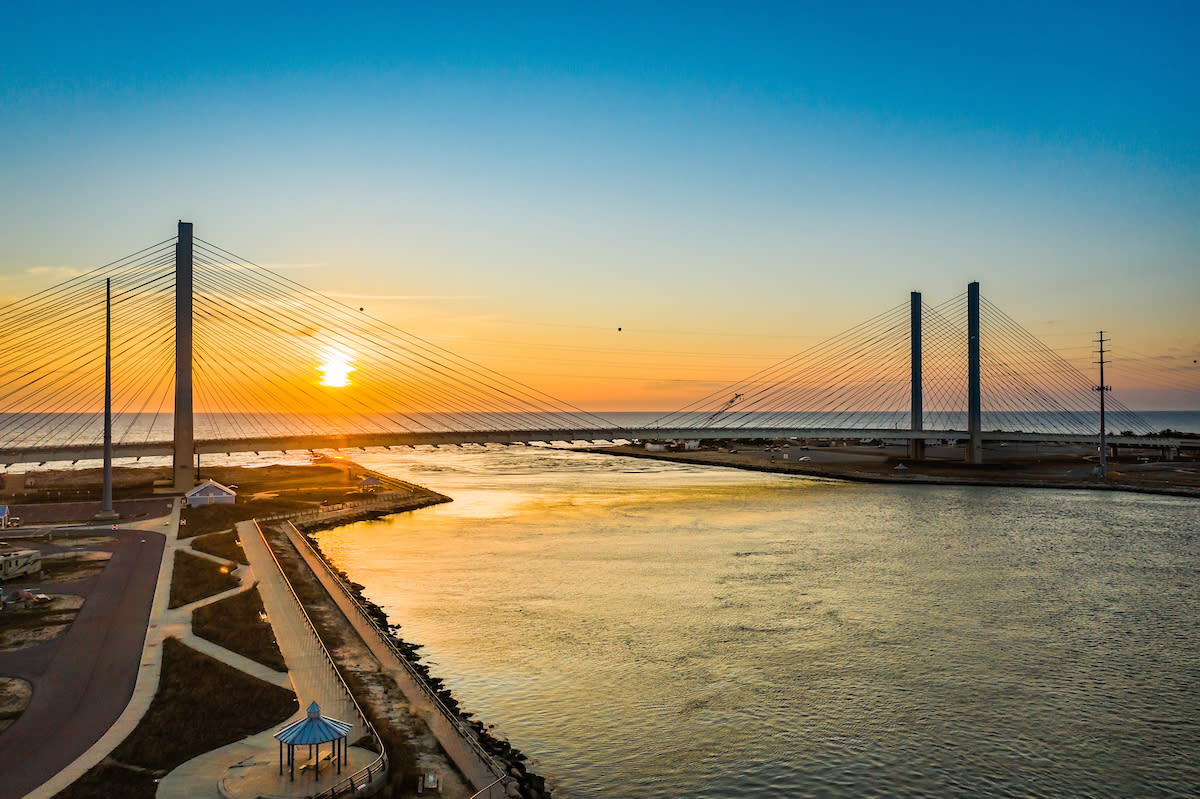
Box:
[1094,331,1111,478]
[95,278,118,521]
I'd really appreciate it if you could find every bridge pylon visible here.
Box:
[909,291,925,461]
[173,221,195,492]
[966,280,983,464]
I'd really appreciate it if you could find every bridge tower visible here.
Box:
[966,281,983,464]
[173,221,195,491]
[909,291,925,461]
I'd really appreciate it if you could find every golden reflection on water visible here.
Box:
[314,448,1200,799]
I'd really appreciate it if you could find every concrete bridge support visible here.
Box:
[909,291,925,461]
[966,281,983,464]
[172,221,195,492]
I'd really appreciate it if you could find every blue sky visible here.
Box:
[2,1,1197,407]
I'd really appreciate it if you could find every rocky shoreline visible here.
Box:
[295,510,553,799]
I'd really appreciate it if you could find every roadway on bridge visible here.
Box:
[0,526,165,799]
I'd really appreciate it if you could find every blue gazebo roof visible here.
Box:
[275,702,352,746]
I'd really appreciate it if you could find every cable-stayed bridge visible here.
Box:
[2,222,1195,488]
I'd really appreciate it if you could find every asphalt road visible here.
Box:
[0,528,165,799]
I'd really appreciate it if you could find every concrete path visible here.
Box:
[154,520,379,799]
[236,521,363,741]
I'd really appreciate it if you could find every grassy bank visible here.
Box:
[168,550,240,608]
[54,637,298,799]
[192,585,287,672]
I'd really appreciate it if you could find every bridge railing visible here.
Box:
[250,519,389,799]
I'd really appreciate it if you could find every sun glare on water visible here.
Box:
[318,346,355,387]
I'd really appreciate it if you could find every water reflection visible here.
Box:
[315,447,1200,798]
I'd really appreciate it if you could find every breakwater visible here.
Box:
[286,519,552,799]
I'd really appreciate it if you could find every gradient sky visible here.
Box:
[2,1,1197,409]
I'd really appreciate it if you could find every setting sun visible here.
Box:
[318,346,355,387]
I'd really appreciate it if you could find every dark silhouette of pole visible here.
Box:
[95,278,118,521]
[966,281,982,464]
[909,291,924,461]
[1095,331,1111,477]
[173,221,194,492]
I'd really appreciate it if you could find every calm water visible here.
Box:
[314,448,1200,798]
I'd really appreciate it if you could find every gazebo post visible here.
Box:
[278,739,283,776]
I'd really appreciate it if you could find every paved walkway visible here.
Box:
[16,490,487,798]
[0,525,165,799]
[24,506,182,799]
[155,520,380,799]
[24,506,328,799]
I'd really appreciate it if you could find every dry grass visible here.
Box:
[168,550,240,609]
[51,761,158,799]
[4,466,167,506]
[339,668,418,788]
[189,530,249,565]
[192,585,287,672]
[40,552,112,583]
[179,462,373,539]
[0,677,31,732]
[0,597,84,651]
[180,498,308,539]
[54,637,298,799]
[201,463,353,494]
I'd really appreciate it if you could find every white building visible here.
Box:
[185,479,238,506]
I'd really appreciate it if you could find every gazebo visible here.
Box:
[275,702,352,781]
[356,475,384,492]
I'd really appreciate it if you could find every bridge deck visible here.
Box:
[1,428,1193,467]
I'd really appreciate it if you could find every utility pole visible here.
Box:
[1094,331,1111,478]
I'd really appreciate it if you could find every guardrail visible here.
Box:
[280,520,512,795]
[469,776,509,799]
[252,520,389,799]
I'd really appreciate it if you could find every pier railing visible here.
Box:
[256,490,419,527]
[280,519,512,795]
[252,520,389,799]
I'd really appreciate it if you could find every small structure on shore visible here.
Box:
[275,701,352,782]
[184,479,237,506]
[356,475,384,493]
